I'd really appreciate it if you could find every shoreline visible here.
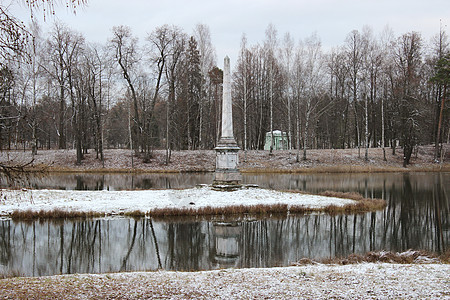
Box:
[39,163,449,173]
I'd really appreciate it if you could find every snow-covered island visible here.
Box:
[1,186,368,218]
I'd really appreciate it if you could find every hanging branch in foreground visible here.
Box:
[0,5,31,66]
[0,159,47,187]
[24,0,88,17]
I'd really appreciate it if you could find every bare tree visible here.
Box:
[280,32,295,150]
[193,24,216,149]
[43,22,84,151]
[345,30,366,158]
[393,32,423,167]
[84,44,106,164]
[238,34,249,159]
[430,53,449,162]
[379,26,396,161]
[164,30,186,163]
[110,25,140,156]
[264,24,278,155]
[147,25,185,158]
[430,25,449,161]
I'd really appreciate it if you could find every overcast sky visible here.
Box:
[8,0,450,69]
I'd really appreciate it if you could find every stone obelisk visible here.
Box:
[213,56,242,187]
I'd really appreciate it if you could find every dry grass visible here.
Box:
[10,209,103,220]
[294,250,449,265]
[0,270,23,279]
[126,204,290,219]
[285,190,387,215]
[318,190,365,201]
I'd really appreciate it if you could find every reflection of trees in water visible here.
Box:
[165,222,208,271]
[4,173,214,190]
[0,221,11,267]
[382,173,448,253]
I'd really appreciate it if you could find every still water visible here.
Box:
[0,172,448,277]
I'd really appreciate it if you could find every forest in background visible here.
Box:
[0,9,448,167]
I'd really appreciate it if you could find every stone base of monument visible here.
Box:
[212,142,242,190]
[212,170,243,190]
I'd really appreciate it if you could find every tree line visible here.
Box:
[0,17,448,166]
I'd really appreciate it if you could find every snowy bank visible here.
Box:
[1,263,448,299]
[0,186,359,217]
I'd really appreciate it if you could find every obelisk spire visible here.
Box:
[213,56,241,188]
[220,56,235,143]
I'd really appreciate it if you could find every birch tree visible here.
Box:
[264,24,278,155]
[345,30,366,157]
[193,24,216,149]
[280,32,295,150]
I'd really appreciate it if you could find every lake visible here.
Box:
[0,172,448,277]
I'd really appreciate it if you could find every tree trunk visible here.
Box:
[435,84,446,162]
[403,143,413,167]
[296,96,301,162]
[269,64,274,155]
[243,70,248,161]
[365,93,369,161]
[381,94,386,161]
[303,105,310,161]
[128,100,134,168]
[353,100,361,157]
[58,81,65,149]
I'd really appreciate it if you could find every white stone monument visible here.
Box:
[213,56,242,187]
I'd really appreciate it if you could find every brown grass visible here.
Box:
[0,270,23,279]
[10,209,103,220]
[439,249,450,263]
[284,190,387,215]
[301,250,448,265]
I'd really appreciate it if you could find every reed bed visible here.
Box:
[10,209,103,220]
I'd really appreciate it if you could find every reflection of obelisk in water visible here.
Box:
[213,56,242,187]
[213,222,241,268]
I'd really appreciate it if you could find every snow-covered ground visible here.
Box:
[0,186,356,216]
[1,263,448,299]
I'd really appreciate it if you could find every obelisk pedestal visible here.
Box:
[213,56,242,187]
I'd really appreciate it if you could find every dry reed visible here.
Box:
[10,209,103,220]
